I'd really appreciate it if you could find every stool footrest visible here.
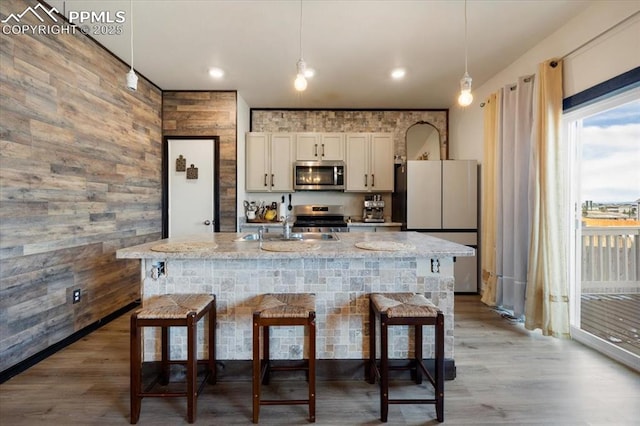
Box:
[390,398,438,405]
[261,399,309,406]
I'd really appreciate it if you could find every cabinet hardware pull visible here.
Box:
[264,174,268,187]
[364,174,368,187]
[321,143,325,156]
[371,174,375,187]
[271,174,274,187]
[314,144,318,157]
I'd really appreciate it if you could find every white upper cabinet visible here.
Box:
[345,133,394,192]
[296,133,344,161]
[246,132,294,192]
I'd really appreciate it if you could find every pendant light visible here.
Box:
[125,0,138,91]
[458,0,472,107]
[294,0,307,91]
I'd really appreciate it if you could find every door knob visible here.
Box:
[204,220,211,226]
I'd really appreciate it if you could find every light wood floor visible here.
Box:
[1,295,639,425]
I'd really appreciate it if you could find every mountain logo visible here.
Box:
[1,3,59,24]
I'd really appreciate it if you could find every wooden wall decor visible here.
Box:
[186,164,198,179]
[176,155,187,172]
[0,0,163,373]
[162,91,237,231]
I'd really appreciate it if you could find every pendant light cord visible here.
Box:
[463,0,468,74]
[130,0,134,70]
[299,0,304,60]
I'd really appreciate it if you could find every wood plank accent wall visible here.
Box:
[0,0,163,372]
[162,92,237,231]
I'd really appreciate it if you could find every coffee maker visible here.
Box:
[363,194,385,223]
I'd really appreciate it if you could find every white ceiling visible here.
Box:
[49,0,593,109]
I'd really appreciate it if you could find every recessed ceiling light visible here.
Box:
[208,68,224,78]
[391,68,406,80]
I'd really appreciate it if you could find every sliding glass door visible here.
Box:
[565,86,640,371]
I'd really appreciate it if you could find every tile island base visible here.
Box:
[117,232,474,379]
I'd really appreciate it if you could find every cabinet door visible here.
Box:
[442,160,477,229]
[375,226,402,232]
[295,133,321,160]
[347,227,369,233]
[406,161,442,229]
[270,134,294,191]
[319,133,345,160]
[246,133,270,192]
[370,134,394,192]
[345,134,369,191]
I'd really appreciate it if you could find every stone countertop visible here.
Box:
[116,231,474,260]
[347,221,403,227]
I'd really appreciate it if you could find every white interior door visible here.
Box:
[168,139,215,237]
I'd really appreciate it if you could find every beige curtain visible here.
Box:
[480,93,499,305]
[524,59,570,337]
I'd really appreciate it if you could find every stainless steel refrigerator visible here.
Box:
[393,160,479,292]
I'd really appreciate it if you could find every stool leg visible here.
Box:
[208,302,217,384]
[130,315,141,424]
[414,325,423,384]
[435,313,445,422]
[308,313,316,423]
[160,326,170,385]
[262,325,270,385]
[186,313,197,424]
[367,299,376,384]
[252,315,260,424]
[380,314,389,423]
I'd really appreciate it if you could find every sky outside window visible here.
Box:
[581,99,640,203]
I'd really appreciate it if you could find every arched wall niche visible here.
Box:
[405,121,443,161]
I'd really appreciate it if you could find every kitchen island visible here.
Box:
[117,231,473,369]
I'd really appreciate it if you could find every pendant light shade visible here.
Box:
[458,0,472,106]
[458,72,473,106]
[126,69,138,91]
[294,59,308,91]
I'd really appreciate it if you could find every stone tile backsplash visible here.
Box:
[251,109,448,159]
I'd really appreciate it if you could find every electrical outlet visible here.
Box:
[73,289,81,304]
[151,261,166,278]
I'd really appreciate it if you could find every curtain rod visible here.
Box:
[551,9,640,67]
[479,75,534,107]
[480,10,639,107]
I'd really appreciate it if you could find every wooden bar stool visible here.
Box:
[368,292,444,423]
[130,293,216,424]
[252,293,316,423]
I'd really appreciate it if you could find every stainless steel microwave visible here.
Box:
[294,161,345,191]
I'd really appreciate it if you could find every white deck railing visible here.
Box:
[581,226,640,293]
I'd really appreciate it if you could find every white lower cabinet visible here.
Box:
[348,225,402,232]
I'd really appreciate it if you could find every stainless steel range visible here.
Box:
[292,205,349,233]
